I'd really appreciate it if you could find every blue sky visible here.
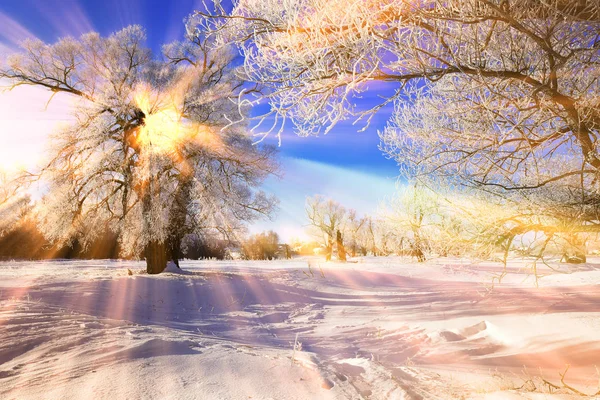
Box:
[0,0,400,241]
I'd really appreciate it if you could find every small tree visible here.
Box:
[305,195,347,261]
[381,184,440,262]
[360,216,378,256]
[242,230,279,260]
[345,209,367,257]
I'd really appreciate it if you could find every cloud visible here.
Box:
[0,11,37,54]
[26,0,94,38]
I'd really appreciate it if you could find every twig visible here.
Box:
[541,364,600,397]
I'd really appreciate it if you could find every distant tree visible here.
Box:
[381,184,517,261]
[360,216,378,256]
[451,190,592,266]
[306,195,347,261]
[1,26,278,273]
[381,184,440,262]
[381,185,595,277]
[345,209,367,257]
[372,218,400,256]
[281,243,292,259]
[433,212,468,257]
[181,234,229,260]
[242,230,279,260]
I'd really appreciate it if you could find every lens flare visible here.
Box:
[134,85,186,155]
[132,77,225,162]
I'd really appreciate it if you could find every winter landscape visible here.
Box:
[2,0,600,399]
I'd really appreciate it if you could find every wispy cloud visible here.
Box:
[26,0,94,37]
[104,0,143,30]
[0,11,37,54]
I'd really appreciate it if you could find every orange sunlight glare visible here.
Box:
[134,85,187,155]
[133,78,224,161]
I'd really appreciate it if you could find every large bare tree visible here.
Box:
[1,25,278,273]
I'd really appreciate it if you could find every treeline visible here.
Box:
[239,231,294,260]
[0,219,234,261]
[0,211,294,262]
[305,195,416,262]
[305,185,593,264]
[0,219,121,260]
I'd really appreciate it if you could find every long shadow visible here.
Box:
[7,269,600,322]
[4,268,600,366]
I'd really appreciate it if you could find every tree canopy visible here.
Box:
[1,25,278,273]
[193,0,600,237]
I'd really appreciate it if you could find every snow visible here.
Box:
[1,256,600,399]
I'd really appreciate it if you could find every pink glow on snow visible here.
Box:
[2,258,600,398]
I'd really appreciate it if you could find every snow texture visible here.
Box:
[1,257,600,399]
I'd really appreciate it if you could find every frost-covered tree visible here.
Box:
[345,209,366,257]
[381,184,442,262]
[359,216,378,256]
[0,171,30,237]
[380,183,594,271]
[305,195,347,261]
[194,0,600,237]
[242,230,280,260]
[1,25,278,273]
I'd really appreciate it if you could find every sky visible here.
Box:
[0,0,401,241]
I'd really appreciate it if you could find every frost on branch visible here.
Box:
[194,0,600,243]
[0,172,30,237]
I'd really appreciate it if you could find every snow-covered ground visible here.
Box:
[1,256,600,399]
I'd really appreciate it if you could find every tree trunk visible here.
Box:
[284,244,291,259]
[324,245,332,261]
[413,246,426,263]
[412,231,426,263]
[336,229,347,262]
[325,235,333,261]
[146,240,167,274]
[166,175,193,268]
[562,234,586,264]
[140,166,169,274]
[167,236,182,268]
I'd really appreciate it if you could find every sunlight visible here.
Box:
[134,85,186,155]
[133,79,224,162]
